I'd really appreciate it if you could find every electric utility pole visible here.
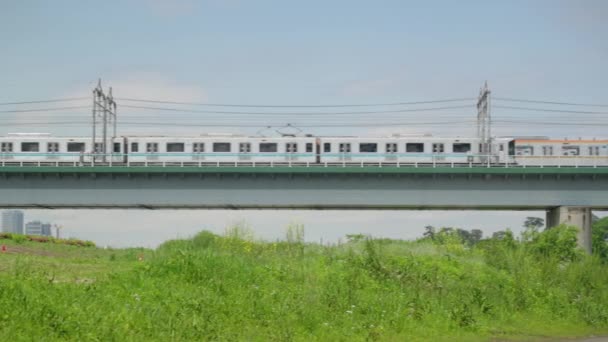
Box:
[92,79,117,163]
[477,81,491,162]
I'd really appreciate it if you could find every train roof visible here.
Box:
[515,139,608,143]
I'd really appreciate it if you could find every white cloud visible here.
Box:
[106,72,208,103]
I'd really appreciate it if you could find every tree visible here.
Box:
[423,225,436,240]
[439,227,454,235]
[592,217,608,261]
[524,217,544,230]
[470,229,483,244]
[522,217,544,242]
[456,228,472,245]
[346,234,365,243]
[492,230,507,240]
[529,224,582,262]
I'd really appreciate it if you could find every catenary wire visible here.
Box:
[120,104,475,115]
[494,97,608,108]
[492,105,608,115]
[0,106,90,113]
[0,97,89,106]
[2,120,608,128]
[116,97,477,108]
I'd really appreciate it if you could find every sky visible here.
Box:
[1,1,607,247]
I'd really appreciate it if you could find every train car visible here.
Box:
[318,136,514,164]
[124,135,317,164]
[0,134,124,164]
[513,138,608,166]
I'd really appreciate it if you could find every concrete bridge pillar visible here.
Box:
[546,206,592,254]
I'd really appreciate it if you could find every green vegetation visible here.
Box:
[0,232,95,247]
[1,224,608,341]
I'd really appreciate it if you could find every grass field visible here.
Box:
[0,224,607,341]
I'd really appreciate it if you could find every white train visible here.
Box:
[0,133,606,167]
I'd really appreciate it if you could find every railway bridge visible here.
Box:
[0,164,606,253]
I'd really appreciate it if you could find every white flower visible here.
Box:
[346,310,353,314]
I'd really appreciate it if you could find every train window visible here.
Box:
[131,142,139,152]
[515,146,533,156]
[453,143,471,153]
[562,145,579,156]
[259,143,277,153]
[432,143,444,153]
[589,146,600,156]
[499,144,504,152]
[542,146,553,156]
[1,142,13,152]
[146,143,159,153]
[286,143,298,153]
[113,143,121,153]
[47,142,59,153]
[193,143,204,153]
[239,143,251,153]
[306,143,313,153]
[213,142,231,152]
[166,143,185,152]
[21,142,39,152]
[359,143,377,153]
[323,143,331,153]
[406,143,424,153]
[386,143,397,153]
[339,143,351,153]
[67,142,85,152]
[94,142,103,153]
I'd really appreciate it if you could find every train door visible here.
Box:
[0,142,13,160]
[239,142,252,161]
[112,141,123,163]
[123,137,129,163]
[193,142,205,161]
[339,142,351,161]
[432,143,445,161]
[286,142,298,161]
[146,142,159,160]
[385,143,397,161]
[47,142,60,160]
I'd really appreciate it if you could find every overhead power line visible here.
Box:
[0,97,89,106]
[120,104,474,116]
[0,106,90,113]
[116,97,476,108]
[494,97,608,108]
[3,119,608,128]
[493,105,608,115]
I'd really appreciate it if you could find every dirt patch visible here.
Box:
[0,245,67,258]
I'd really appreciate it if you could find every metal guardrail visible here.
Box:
[0,153,606,168]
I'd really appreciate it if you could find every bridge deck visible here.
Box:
[0,166,606,210]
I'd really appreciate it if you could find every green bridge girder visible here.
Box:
[0,166,607,175]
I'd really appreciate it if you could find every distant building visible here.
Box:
[2,210,24,234]
[25,221,52,236]
[41,224,52,236]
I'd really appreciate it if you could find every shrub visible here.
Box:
[528,224,583,262]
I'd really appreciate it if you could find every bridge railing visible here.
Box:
[0,153,606,168]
